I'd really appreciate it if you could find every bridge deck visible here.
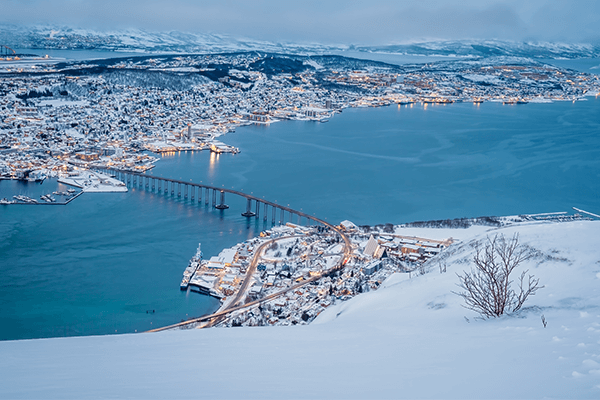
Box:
[103,168,326,224]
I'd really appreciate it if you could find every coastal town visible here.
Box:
[1,51,599,183]
[173,210,593,329]
[179,220,453,327]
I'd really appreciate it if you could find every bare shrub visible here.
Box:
[453,233,543,318]
[439,261,447,274]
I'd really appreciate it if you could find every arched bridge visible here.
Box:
[98,168,327,227]
[0,45,16,56]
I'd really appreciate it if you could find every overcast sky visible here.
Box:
[4,0,600,44]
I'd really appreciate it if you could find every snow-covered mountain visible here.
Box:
[2,23,600,59]
[0,23,337,54]
[2,219,599,399]
[357,40,600,60]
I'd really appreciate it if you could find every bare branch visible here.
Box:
[512,270,544,313]
[454,233,542,318]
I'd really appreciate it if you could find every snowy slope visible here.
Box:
[358,40,600,59]
[0,23,338,55]
[1,220,599,399]
[3,23,600,59]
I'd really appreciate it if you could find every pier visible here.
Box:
[4,191,84,205]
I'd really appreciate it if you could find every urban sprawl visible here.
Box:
[1,52,598,328]
[1,52,599,182]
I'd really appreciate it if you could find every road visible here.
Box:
[202,235,302,328]
[148,220,353,333]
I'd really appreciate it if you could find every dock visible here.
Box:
[4,191,84,206]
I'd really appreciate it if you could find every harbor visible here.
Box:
[2,99,600,340]
[1,170,127,206]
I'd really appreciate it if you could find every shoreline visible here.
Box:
[163,210,596,331]
[2,52,598,183]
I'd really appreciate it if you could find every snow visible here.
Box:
[38,99,89,107]
[303,59,324,70]
[528,97,555,103]
[58,171,127,192]
[461,74,503,85]
[1,220,599,399]
[148,67,199,73]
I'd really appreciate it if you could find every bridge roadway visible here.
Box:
[106,168,355,332]
[0,45,16,56]
[100,168,326,226]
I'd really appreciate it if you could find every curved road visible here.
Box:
[202,235,303,328]
[149,225,352,332]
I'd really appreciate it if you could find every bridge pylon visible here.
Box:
[241,198,256,217]
[215,190,229,209]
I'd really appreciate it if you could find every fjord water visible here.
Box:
[1,98,599,340]
[156,98,600,225]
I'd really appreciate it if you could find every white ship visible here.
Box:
[180,243,202,290]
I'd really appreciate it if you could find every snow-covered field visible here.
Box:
[1,220,599,399]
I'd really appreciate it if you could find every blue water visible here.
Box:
[0,180,258,340]
[1,98,599,340]
[153,99,600,225]
[16,48,599,73]
[538,58,600,73]
[13,48,151,60]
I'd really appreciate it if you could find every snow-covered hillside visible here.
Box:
[358,40,600,60]
[3,23,600,59]
[0,23,337,55]
[1,220,599,399]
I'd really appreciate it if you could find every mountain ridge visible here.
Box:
[2,23,600,59]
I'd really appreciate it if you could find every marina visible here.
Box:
[2,190,83,205]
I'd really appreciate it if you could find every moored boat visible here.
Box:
[180,243,203,290]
